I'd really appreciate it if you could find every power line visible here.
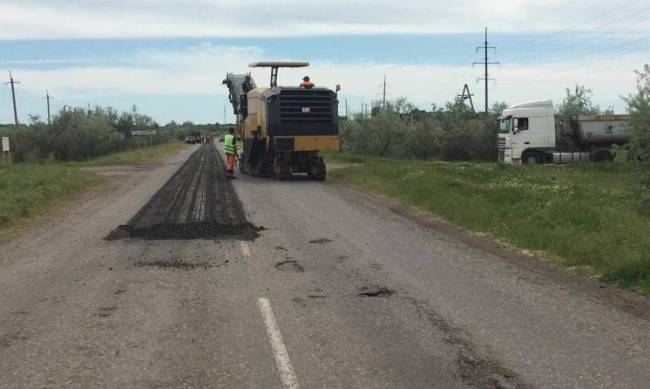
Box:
[473,27,499,113]
[3,71,20,126]
[538,35,650,82]
[501,0,644,57]
[515,9,650,64]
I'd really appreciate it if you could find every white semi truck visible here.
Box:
[497,100,630,164]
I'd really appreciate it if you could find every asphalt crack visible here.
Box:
[309,238,333,244]
[404,296,528,389]
[358,286,395,297]
[275,260,304,272]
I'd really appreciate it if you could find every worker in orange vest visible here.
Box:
[299,76,315,89]
[224,127,238,179]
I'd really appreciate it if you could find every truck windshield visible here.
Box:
[498,117,511,134]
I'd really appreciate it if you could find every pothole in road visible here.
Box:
[309,238,333,244]
[98,306,117,318]
[457,351,520,389]
[275,260,304,272]
[358,286,395,298]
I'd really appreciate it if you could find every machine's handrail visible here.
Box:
[249,61,309,68]
[222,73,255,116]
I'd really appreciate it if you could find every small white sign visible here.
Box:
[1,137,9,152]
[131,130,157,136]
[301,107,310,113]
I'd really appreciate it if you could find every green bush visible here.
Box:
[625,65,650,161]
[0,105,198,163]
[341,98,500,161]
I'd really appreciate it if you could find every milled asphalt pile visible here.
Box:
[107,144,260,240]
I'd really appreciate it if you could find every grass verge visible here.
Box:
[0,163,104,240]
[71,141,186,167]
[325,152,650,296]
[0,141,187,240]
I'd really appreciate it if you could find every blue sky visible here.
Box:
[1,0,649,124]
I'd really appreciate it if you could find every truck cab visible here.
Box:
[497,100,555,164]
[498,100,630,165]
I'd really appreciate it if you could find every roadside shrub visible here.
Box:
[0,105,173,163]
[625,65,650,161]
[49,107,124,161]
[556,85,605,151]
[340,97,499,161]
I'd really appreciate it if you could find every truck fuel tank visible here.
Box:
[552,152,591,164]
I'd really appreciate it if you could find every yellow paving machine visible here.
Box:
[223,62,340,180]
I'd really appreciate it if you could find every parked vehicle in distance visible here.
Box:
[185,136,196,144]
[497,100,630,164]
[218,135,225,143]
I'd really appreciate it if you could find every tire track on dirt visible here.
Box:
[107,144,260,240]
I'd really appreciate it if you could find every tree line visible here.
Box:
[341,65,650,161]
[0,105,228,162]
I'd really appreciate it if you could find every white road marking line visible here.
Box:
[257,298,300,389]
[240,241,251,257]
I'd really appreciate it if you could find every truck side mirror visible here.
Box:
[513,118,519,133]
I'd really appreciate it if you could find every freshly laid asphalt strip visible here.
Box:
[107,143,259,240]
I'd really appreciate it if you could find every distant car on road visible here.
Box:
[185,136,196,144]
[218,135,225,143]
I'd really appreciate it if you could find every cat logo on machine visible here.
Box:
[301,107,311,113]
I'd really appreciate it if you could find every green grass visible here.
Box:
[0,163,104,239]
[0,141,187,239]
[325,152,650,296]
[71,141,186,167]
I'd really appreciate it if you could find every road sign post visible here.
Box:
[131,130,157,149]
[1,136,11,164]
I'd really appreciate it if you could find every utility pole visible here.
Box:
[3,71,20,126]
[44,89,53,125]
[382,75,387,109]
[458,84,475,112]
[345,98,349,118]
[473,27,499,113]
[376,75,390,110]
[223,104,226,124]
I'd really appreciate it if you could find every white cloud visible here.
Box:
[9,43,644,115]
[1,0,649,39]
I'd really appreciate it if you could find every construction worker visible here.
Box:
[242,75,254,93]
[299,76,315,89]
[224,127,238,179]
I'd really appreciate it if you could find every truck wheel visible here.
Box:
[523,151,542,165]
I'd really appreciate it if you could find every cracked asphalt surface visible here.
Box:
[1,144,649,388]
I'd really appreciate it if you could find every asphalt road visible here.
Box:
[1,144,649,388]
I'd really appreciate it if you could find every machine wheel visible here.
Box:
[308,159,327,181]
[274,156,291,181]
[523,151,542,165]
[591,150,613,162]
